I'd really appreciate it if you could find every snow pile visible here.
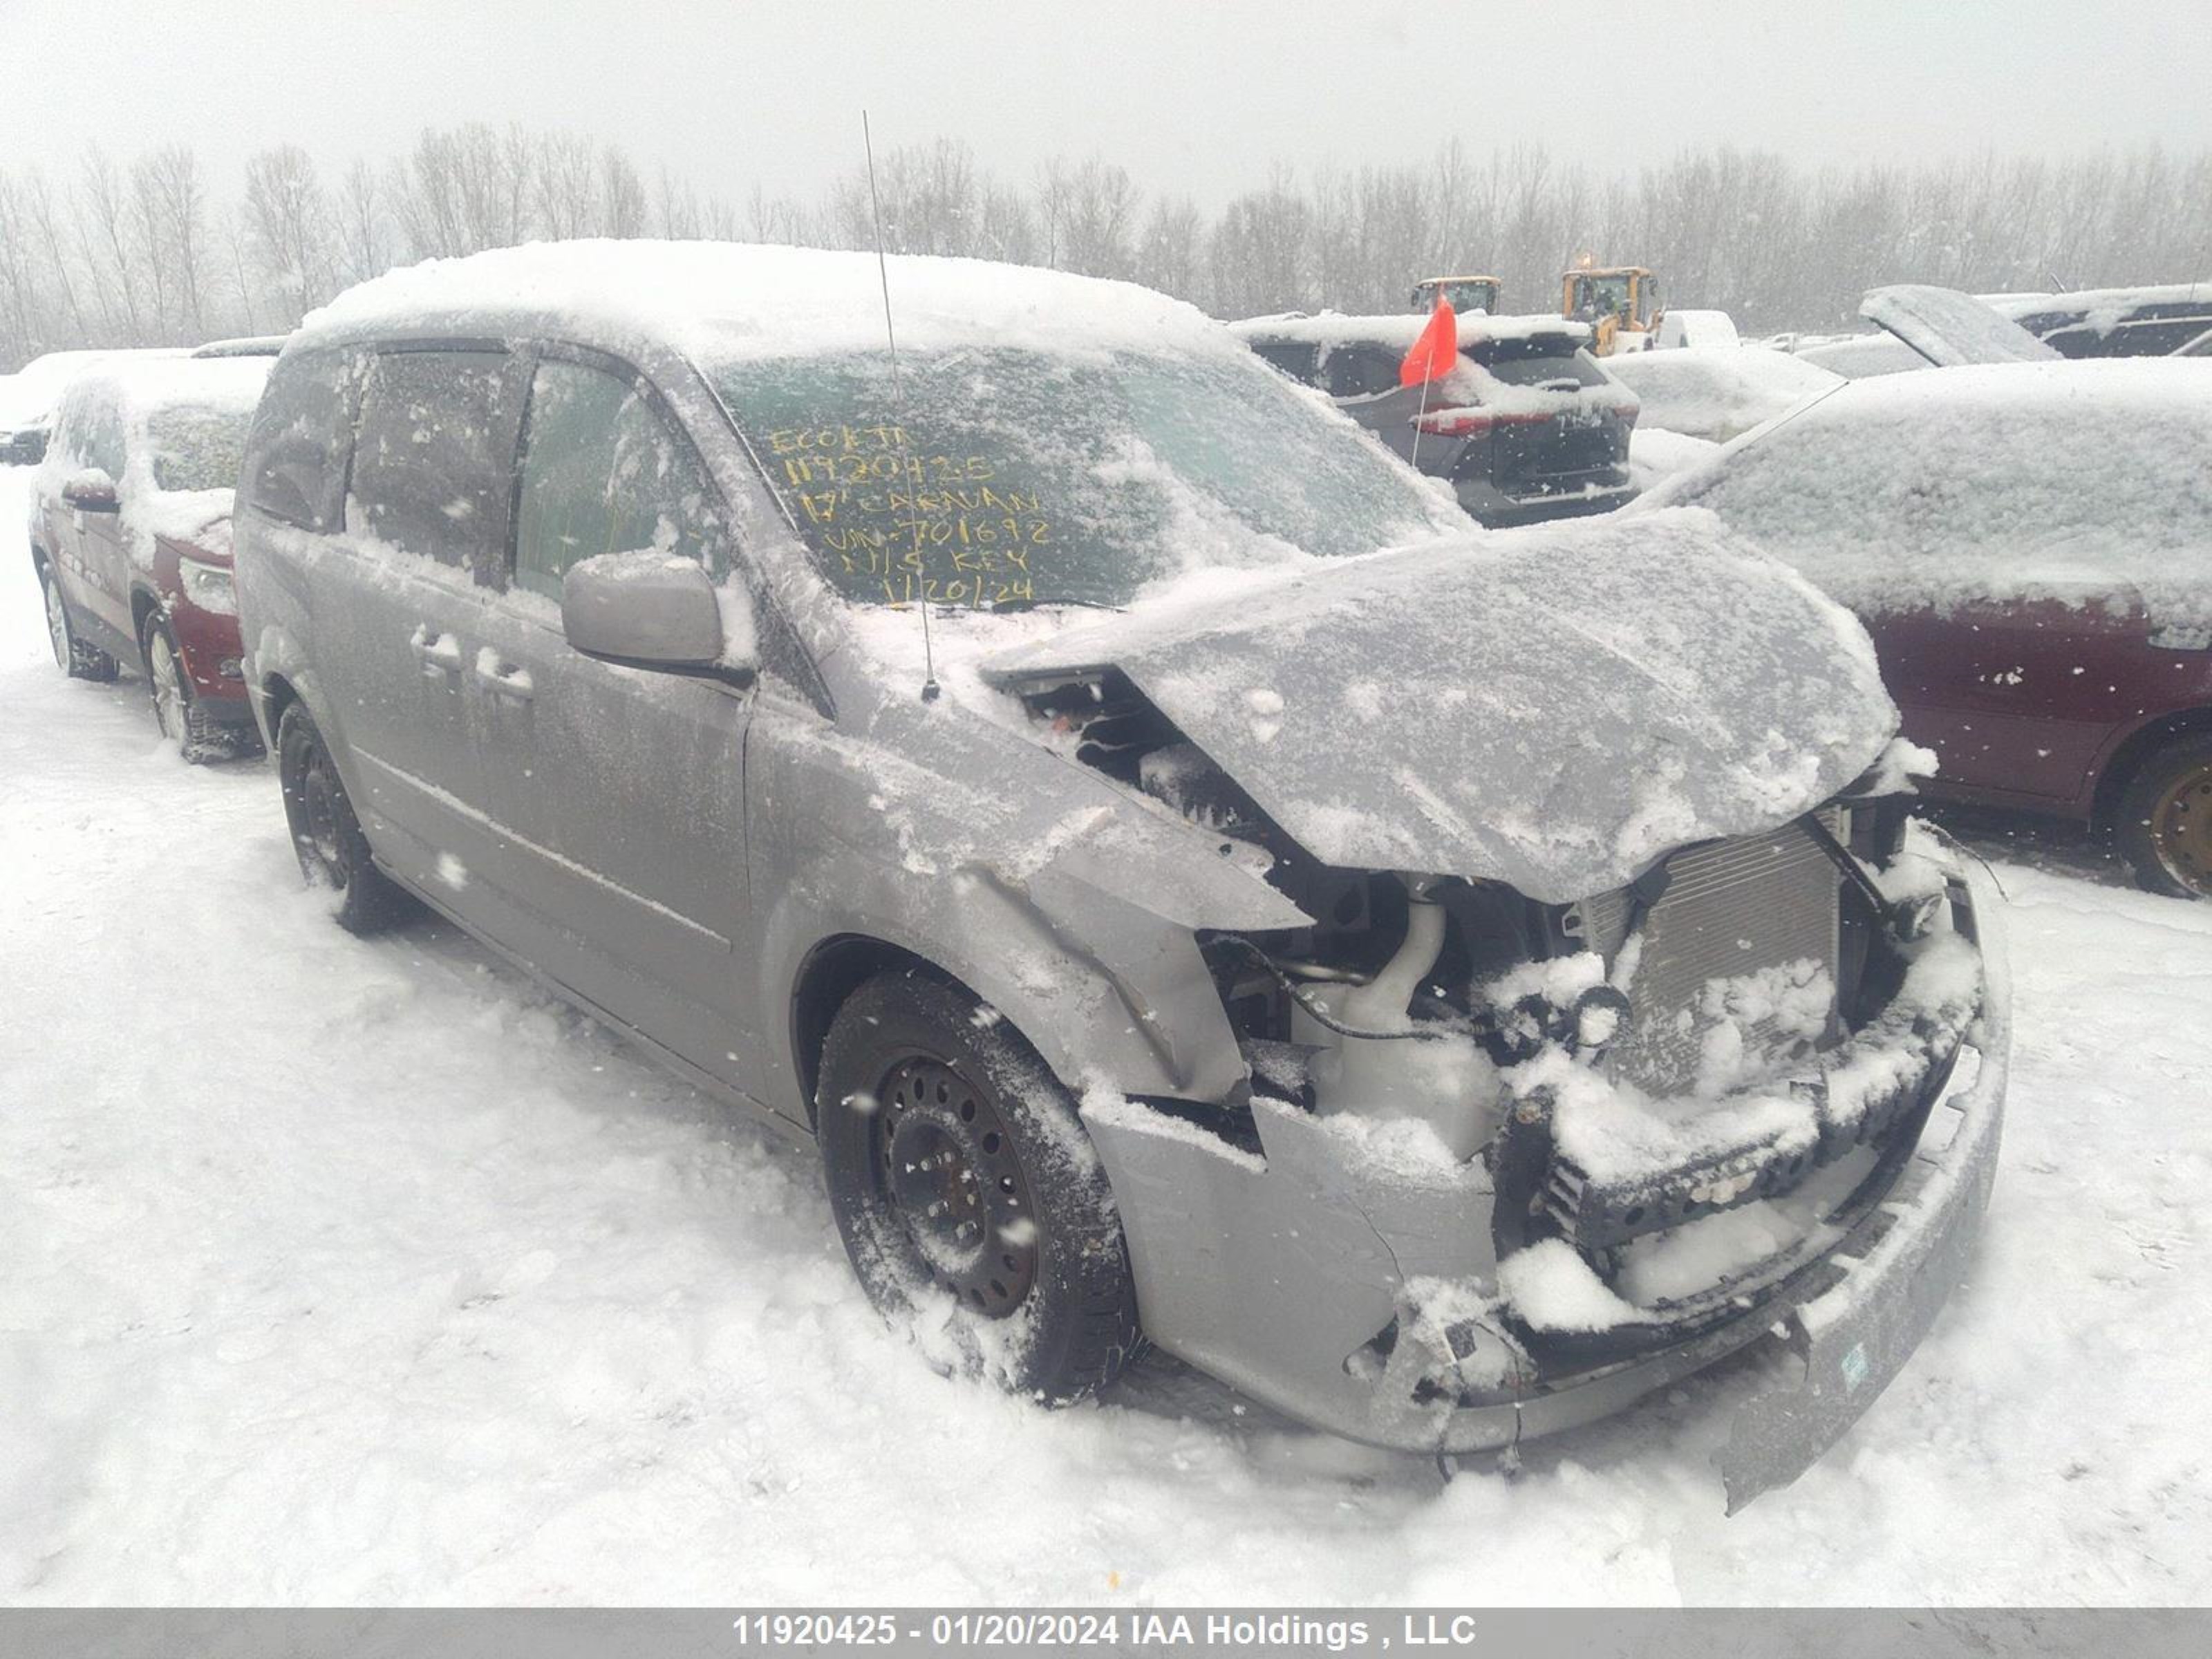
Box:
[986,508,1897,901]
[1497,1240,1644,1334]
[1653,359,2212,637]
[1790,334,1925,379]
[1603,347,1841,441]
[1627,426,1721,491]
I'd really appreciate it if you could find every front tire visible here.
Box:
[816,972,1142,1403]
[2115,734,2212,900]
[39,563,118,682]
[142,611,221,763]
[276,701,413,933]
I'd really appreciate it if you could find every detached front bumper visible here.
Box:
[1087,848,2009,1507]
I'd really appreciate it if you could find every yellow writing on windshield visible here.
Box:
[766,424,1053,604]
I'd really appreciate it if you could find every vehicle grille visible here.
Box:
[1568,814,1843,1097]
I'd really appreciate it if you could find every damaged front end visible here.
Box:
[1065,727,2006,1507]
[980,521,2005,1505]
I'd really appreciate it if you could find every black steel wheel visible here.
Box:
[816,971,1142,1402]
[276,701,412,934]
[2115,733,2212,901]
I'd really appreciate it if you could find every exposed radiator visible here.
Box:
[1570,813,1844,1098]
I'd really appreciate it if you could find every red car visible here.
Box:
[27,355,271,760]
[1647,358,2212,898]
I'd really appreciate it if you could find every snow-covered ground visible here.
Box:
[4,465,2208,1606]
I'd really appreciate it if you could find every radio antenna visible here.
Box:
[863,109,937,702]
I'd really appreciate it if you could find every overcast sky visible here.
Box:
[3,0,2204,208]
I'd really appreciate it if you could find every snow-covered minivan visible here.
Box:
[233,241,2007,1506]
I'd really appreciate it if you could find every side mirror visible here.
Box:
[561,552,758,684]
[62,469,120,512]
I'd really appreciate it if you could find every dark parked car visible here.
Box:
[1989,283,2212,359]
[1645,358,2212,897]
[1232,313,1638,525]
[28,355,271,758]
[232,242,2005,1505]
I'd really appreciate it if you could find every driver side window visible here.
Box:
[514,358,730,602]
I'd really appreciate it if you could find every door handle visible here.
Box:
[471,647,534,702]
[410,624,465,677]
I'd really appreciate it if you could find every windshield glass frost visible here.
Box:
[707,345,1443,609]
[147,404,252,492]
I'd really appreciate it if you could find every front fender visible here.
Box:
[745,698,1309,1119]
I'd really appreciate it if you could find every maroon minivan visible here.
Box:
[1649,359,2212,897]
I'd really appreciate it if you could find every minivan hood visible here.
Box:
[982,509,1897,902]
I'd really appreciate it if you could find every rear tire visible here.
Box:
[142,611,223,763]
[39,562,118,682]
[2114,733,2212,900]
[276,701,413,933]
[815,971,1142,1403]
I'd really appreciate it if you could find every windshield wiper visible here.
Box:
[982,597,1123,614]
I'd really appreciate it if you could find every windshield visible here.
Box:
[147,403,251,492]
[706,345,1446,610]
[1573,275,1634,319]
[1436,281,1497,312]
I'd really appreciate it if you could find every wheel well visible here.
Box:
[261,671,301,728]
[130,586,160,645]
[789,935,950,1125]
[2092,707,2212,830]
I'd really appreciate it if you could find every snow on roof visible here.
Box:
[1984,281,2212,321]
[0,348,189,426]
[84,354,272,420]
[297,239,1237,364]
[1230,311,1591,349]
[1785,353,2212,420]
[1603,346,1840,442]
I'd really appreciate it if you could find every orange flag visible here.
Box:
[1400,297,1459,386]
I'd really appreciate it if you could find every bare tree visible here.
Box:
[335,159,387,286]
[77,147,147,340]
[1134,195,1203,301]
[598,145,646,237]
[243,144,337,325]
[130,145,209,337]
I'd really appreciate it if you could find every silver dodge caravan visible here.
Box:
[233,241,2007,1507]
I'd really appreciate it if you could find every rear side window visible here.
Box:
[243,348,362,531]
[348,348,525,578]
[513,359,730,602]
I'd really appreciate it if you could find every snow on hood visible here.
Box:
[982,508,1896,901]
[1602,347,1841,442]
[1637,359,2212,638]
